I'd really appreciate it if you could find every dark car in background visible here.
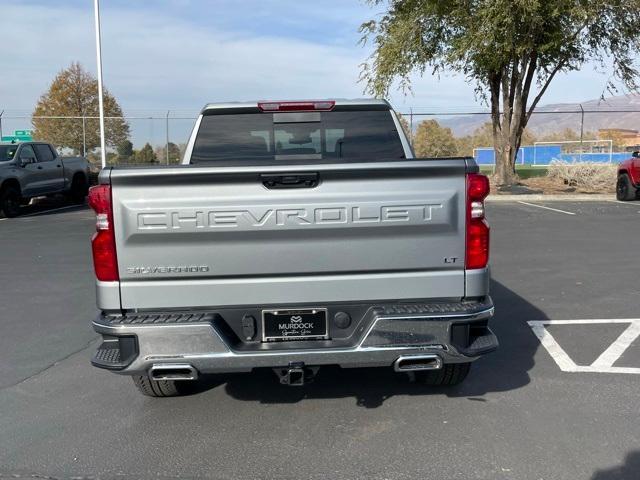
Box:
[0,141,89,217]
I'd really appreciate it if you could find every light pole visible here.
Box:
[166,110,170,164]
[93,0,107,168]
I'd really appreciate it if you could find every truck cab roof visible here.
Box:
[200,98,391,114]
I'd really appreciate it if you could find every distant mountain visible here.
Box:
[438,93,640,137]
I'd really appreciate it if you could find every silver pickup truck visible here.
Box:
[0,141,89,217]
[89,99,496,397]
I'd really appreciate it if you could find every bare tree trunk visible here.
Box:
[489,71,518,186]
[493,130,518,186]
[489,60,531,187]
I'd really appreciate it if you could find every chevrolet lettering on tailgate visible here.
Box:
[136,203,445,231]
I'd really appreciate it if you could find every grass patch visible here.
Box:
[480,165,548,179]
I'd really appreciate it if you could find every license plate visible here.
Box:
[262,308,328,341]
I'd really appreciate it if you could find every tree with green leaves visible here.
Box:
[134,143,157,164]
[396,113,413,143]
[413,119,457,157]
[153,142,182,164]
[117,140,134,163]
[32,62,130,156]
[167,142,182,164]
[359,0,640,185]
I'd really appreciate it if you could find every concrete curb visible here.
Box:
[487,194,615,202]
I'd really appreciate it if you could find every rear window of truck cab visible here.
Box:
[190,109,405,163]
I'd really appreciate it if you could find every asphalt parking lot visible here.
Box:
[0,199,639,480]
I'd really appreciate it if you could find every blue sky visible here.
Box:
[0,1,632,146]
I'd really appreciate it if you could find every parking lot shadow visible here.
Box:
[591,451,640,480]
[218,279,543,407]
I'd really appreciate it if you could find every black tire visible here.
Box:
[0,186,22,218]
[68,174,88,204]
[414,362,471,386]
[616,174,637,201]
[132,375,183,397]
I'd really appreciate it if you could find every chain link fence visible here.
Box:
[0,111,197,169]
[2,104,640,169]
[404,104,640,165]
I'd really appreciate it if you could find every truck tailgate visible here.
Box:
[109,160,468,309]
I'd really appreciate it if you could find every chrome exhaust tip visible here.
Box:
[149,363,198,381]
[393,354,442,372]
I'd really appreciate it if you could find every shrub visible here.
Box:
[546,160,617,192]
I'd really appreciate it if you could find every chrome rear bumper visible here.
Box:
[92,299,496,375]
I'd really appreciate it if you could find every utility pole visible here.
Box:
[82,116,87,157]
[93,0,107,168]
[166,110,170,164]
[409,108,413,146]
[579,103,584,162]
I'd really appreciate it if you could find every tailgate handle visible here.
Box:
[261,173,319,189]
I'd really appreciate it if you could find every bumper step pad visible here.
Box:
[93,342,121,364]
[459,329,499,356]
[91,336,138,370]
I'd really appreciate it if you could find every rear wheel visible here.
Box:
[0,186,22,218]
[132,375,184,397]
[616,174,637,201]
[414,362,471,386]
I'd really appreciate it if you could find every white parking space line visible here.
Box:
[517,201,576,215]
[528,322,578,371]
[592,322,640,368]
[528,319,640,374]
[607,200,640,209]
[0,218,7,222]
[531,319,640,324]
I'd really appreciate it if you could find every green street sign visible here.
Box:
[2,130,33,142]
[1,135,32,142]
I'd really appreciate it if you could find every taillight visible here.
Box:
[88,185,119,281]
[257,100,335,112]
[466,173,490,269]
